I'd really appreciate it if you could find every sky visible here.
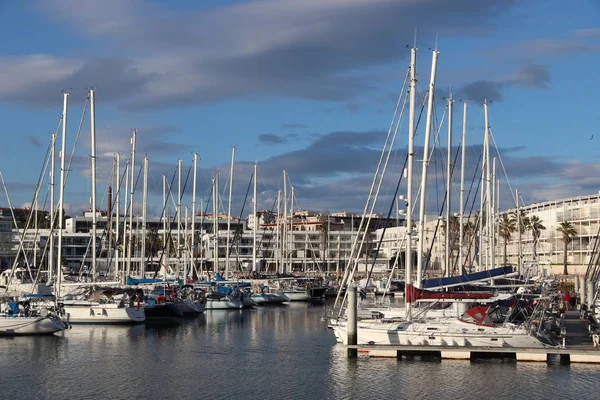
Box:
[0,0,599,219]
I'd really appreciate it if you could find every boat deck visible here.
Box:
[347,311,600,364]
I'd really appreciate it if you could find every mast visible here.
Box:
[516,187,521,273]
[184,205,189,281]
[416,49,439,288]
[459,101,467,274]
[445,94,453,277]
[177,158,182,260]
[162,175,167,244]
[127,129,136,280]
[484,101,492,270]
[226,147,235,278]
[215,171,221,272]
[115,153,120,280]
[200,196,204,274]
[491,156,496,269]
[405,46,417,320]
[276,189,281,273]
[56,92,68,297]
[213,175,219,272]
[89,88,97,282]
[191,153,198,278]
[122,161,129,283]
[290,184,294,270]
[479,130,486,271]
[283,170,287,274]
[141,155,148,277]
[252,162,257,273]
[49,133,56,282]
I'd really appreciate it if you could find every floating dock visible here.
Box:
[347,311,600,364]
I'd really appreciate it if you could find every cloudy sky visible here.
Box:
[1,0,599,218]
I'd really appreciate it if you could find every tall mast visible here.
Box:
[484,101,492,270]
[287,185,292,272]
[226,147,235,278]
[405,46,417,320]
[141,155,148,277]
[177,158,182,260]
[127,129,136,280]
[56,92,69,296]
[200,196,204,274]
[49,133,56,282]
[479,131,486,271]
[252,162,257,273]
[215,171,221,272]
[122,161,129,283]
[458,101,467,274]
[115,153,120,280]
[283,170,287,274]
[191,153,198,278]
[445,94,453,277]
[162,175,167,244]
[416,49,439,288]
[184,205,188,281]
[492,157,497,269]
[516,187,521,273]
[89,88,97,282]
[276,189,281,273]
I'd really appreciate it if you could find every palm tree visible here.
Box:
[557,221,577,275]
[529,215,546,260]
[511,210,530,236]
[498,214,516,266]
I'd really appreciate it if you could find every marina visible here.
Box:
[2,1,600,399]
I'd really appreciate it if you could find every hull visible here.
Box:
[144,303,183,324]
[0,315,66,336]
[251,293,290,305]
[284,287,327,302]
[331,319,550,348]
[175,301,201,315]
[62,303,145,324]
[205,297,243,310]
[241,296,258,308]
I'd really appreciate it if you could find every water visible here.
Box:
[0,301,599,399]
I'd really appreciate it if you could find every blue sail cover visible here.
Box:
[421,266,514,290]
[126,276,177,285]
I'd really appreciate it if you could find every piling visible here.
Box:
[580,277,586,307]
[587,281,594,309]
[347,286,358,358]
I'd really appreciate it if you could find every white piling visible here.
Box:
[347,286,358,358]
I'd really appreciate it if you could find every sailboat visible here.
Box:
[331,48,554,349]
[0,293,66,336]
[58,91,145,324]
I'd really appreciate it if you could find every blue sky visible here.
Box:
[0,0,599,217]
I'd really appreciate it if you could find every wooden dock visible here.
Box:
[348,311,600,364]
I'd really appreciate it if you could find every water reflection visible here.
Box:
[0,301,599,399]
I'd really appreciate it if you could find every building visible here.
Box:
[499,193,600,275]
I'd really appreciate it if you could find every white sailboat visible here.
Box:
[58,91,145,324]
[330,48,553,350]
[0,294,66,336]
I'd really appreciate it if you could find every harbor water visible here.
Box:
[0,300,599,399]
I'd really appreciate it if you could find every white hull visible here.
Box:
[283,288,326,302]
[331,318,549,348]
[0,315,66,336]
[205,298,242,310]
[251,293,290,305]
[62,303,145,324]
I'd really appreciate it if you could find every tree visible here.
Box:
[557,221,577,275]
[511,210,530,236]
[529,215,546,260]
[498,214,516,266]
